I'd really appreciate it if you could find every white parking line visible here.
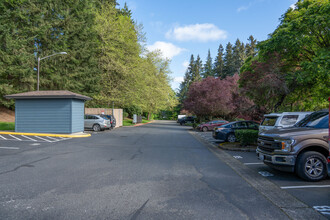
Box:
[281,185,330,189]
[34,136,53,142]
[0,135,7,140]
[21,135,38,142]
[9,134,21,141]
[46,136,61,141]
[244,162,264,165]
[0,147,19,150]
[313,206,330,215]
[233,156,243,159]
[258,171,274,177]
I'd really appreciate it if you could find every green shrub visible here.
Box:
[192,123,198,129]
[0,122,15,130]
[235,129,259,146]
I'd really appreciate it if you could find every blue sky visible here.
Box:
[116,0,297,91]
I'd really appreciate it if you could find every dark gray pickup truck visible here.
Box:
[256,110,329,181]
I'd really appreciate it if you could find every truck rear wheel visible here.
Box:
[296,151,327,182]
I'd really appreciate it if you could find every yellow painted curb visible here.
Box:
[0,131,90,138]
[133,121,154,127]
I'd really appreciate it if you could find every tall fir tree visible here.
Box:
[232,38,246,73]
[192,55,203,82]
[213,44,224,78]
[245,35,257,57]
[178,54,194,103]
[222,42,235,78]
[202,50,213,78]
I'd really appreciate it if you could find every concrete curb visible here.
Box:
[189,130,326,220]
[0,131,91,138]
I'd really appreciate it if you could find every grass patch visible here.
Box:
[123,118,133,126]
[123,118,152,126]
[0,122,15,130]
[142,119,151,123]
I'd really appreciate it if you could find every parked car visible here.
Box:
[177,115,186,123]
[197,120,229,132]
[259,112,311,134]
[213,121,259,142]
[100,114,116,129]
[179,116,196,125]
[84,114,111,131]
[256,109,329,181]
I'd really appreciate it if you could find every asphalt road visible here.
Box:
[0,121,327,219]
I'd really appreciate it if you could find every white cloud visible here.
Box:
[166,23,227,42]
[237,6,249,12]
[290,3,296,9]
[182,61,189,69]
[174,76,184,83]
[147,41,185,59]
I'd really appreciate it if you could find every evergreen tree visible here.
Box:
[222,42,235,78]
[178,54,194,103]
[213,44,224,78]
[192,55,202,81]
[202,50,213,78]
[0,0,101,108]
[232,39,246,73]
[245,35,257,57]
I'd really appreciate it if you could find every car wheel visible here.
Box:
[92,124,101,132]
[296,151,327,182]
[202,127,208,132]
[227,133,236,143]
[180,122,184,126]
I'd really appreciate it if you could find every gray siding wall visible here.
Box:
[71,99,84,133]
[15,99,72,133]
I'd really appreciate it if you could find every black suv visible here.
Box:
[179,116,196,125]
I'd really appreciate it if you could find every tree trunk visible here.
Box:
[274,94,286,112]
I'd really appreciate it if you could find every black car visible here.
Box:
[213,120,259,142]
[179,116,196,125]
[100,114,116,129]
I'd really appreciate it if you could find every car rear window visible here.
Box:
[280,115,298,126]
[261,117,278,126]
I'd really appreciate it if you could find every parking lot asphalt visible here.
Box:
[194,130,330,219]
[0,134,73,156]
[0,122,328,219]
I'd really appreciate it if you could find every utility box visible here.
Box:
[5,90,91,134]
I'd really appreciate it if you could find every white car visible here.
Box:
[259,112,312,133]
[84,114,111,131]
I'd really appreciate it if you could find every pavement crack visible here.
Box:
[0,156,51,175]
[130,199,149,220]
[130,147,143,160]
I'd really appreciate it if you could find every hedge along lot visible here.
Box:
[0,122,15,131]
[235,129,259,146]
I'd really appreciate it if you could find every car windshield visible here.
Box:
[294,111,328,128]
[261,116,278,126]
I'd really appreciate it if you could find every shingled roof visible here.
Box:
[5,90,92,101]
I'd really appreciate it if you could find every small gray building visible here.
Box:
[5,90,91,134]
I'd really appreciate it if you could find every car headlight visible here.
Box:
[275,139,295,152]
